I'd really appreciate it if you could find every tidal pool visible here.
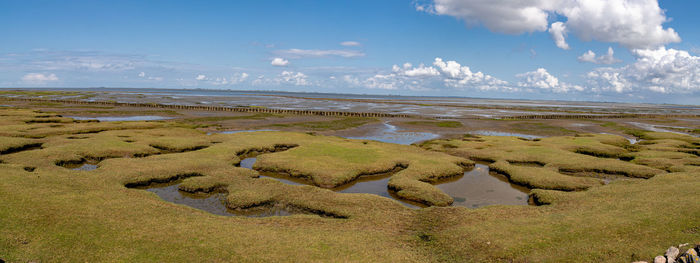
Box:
[241,158,530,209]
[627,122,695,136]
[138,182,313,217]
[71,164,98,171]
[345,122,439,145]
[435,164,530,208]
[68,116,173,122]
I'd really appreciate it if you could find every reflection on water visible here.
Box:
[69,115,173,122]
[242,157,529,209]
[140,182,305,217]
[435,164,529,208]
[470,130,542,140]
[71,164,98,171]
[345,122,439,145]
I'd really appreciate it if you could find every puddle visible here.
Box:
[68,116,173,122]
[435,164,529,208]
[470,130,542,140]
[627,122,695,136]
[345,122,439,145]
[71,164,98,171]
[243,157,529,209]
[137,182,313,217]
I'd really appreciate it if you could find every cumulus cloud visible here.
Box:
[517,68,584,93]
[549,22,569,50]
[586,47,700,93]
[270,57,289,66]
[578,47,621,64]
[279,71,310,86]
[431,58,510,90]
[340,41,361,47]
[275,49,365,58]
[21,73,59,84]
[419,0,681,49]
[195,74,207,81]
[344,57,511,91]
[401,63,440,77]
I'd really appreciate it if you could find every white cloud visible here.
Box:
[345,57,511,91]
[193,72,249,86]
[364,74,401,90]
[279,71,310,86]
[239,72,249,81]
[419,0,681,49]
[431,58,510,90]
[275,49,365,58]
[419,0,551,34]
[517,68,583,93]
[587,47,700,94]
[578,47,621,64]
[21,73,58,84]
[137,71,163,81]
[340,41,361,47]
[270,57,289,66]
[402,64,440,77]
[549,22,569,50]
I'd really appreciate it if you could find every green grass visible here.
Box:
[420,133,665,188]
[0,106,697,262]
[268,117,377,131]
[509,121,577,136]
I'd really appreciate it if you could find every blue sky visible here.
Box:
[1,0,699,104]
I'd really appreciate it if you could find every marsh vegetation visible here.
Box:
[0,98,697,262]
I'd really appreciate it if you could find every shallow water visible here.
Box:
[71,164,98,171]
[470,130,542,140]
[68,116,173,122]
[345,122,439,145]
[242,157,529,209]
[627,122,695,136]
[141,182,309,217]
[435,164,529,208]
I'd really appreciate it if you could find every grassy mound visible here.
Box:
[0,106,697,262]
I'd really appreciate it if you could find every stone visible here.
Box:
[676,248,699,263]
[667,246,680,263]
[655,256,667,263]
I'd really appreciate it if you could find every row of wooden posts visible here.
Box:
[4,97,412,118]
[3,97,698,120]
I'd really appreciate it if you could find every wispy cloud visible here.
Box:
[21,73,59,84]
[274,48,365,59]
[340,41,361,47]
